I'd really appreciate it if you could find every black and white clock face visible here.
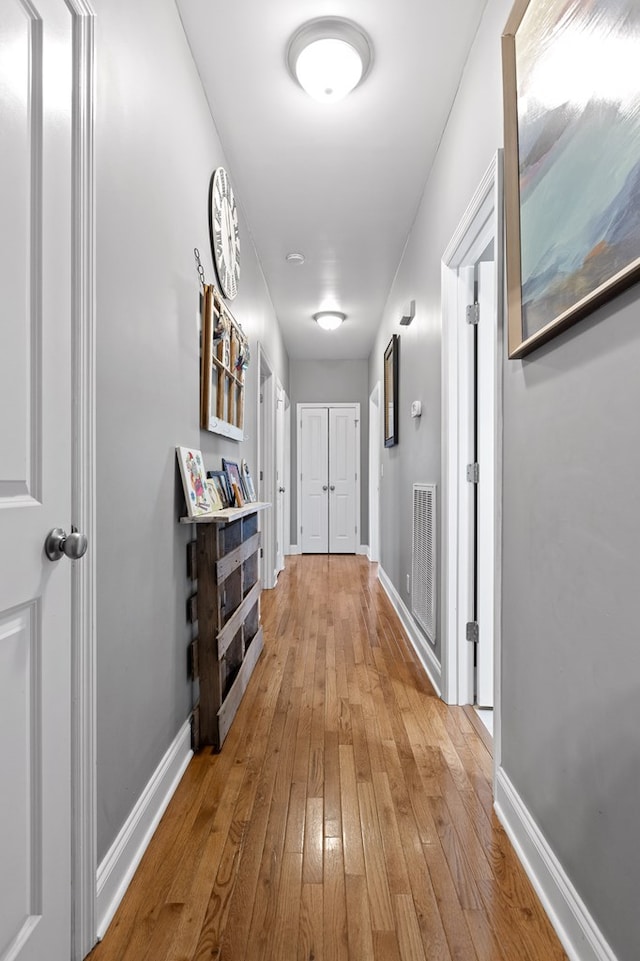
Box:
[210,167,240,300]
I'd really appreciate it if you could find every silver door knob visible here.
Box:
[322,485,328,491]
[329,485,336,491]
[45,527,88,561]
[278,486,286,493]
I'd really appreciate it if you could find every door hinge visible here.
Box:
[259,470,263,481]
[260,547,264,558]
[466,621,479,644]
[466,302,480,325]
[466,462,479,483]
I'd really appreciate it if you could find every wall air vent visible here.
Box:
[411,483,436,645]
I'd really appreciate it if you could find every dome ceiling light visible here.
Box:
[314,311,346,331]
[287,18,373,103]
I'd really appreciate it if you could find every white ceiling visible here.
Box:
[176,0,488,360]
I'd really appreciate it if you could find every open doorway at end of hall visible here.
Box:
[297,403,360,554]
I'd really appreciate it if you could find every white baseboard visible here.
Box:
[286,544,301,555]
[495,769,618,961]
[96,720,193,939]
[357,544,368,556]
[377,565,442,697]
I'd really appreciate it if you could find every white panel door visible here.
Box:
[329,407,357,553]
[0,3,74,960]
[300,407,329,553]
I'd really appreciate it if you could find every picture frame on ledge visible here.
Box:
[205,477,223,512]
[384,334,399,447]
[207,470,233,509]
[241,459,256,502]
[222,458,245,507]
[176,447,213,517]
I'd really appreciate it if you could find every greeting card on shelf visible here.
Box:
[176,446,214,517]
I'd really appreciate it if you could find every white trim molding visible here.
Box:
[68,2,97,958]
[96,722,193,940]
[286,544,302,556]
[378,565,442,697]
[357,544,368,556]
[495,769,619,961]
[440,150,504,791]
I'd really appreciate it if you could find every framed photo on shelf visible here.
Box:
[241,459,256,502]
[207,470,233,508]
[176,447,213,517]
[384,334,399,447]
[205,477,223,512]
[222,458,245,506]
[502,0,640,357]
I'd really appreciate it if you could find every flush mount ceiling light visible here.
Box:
[314,311,346,331]
[285,252,306,265]
[287,18,373,103]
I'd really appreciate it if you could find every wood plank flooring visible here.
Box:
[88,555,568,961]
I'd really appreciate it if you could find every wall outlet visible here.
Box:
[406,574,411,594]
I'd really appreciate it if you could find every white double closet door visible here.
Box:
[299,405,359,554]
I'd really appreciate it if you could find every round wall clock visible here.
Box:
[209,166,241,300]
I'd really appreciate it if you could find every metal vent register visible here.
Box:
[411,483,436,644]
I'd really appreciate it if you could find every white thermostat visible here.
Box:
[410,401,422,418]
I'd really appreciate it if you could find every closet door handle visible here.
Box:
[329,485,336,491]
[322,485,328,491]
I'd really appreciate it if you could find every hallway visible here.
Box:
[89,555,567,961]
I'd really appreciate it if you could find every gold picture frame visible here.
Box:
[502,0,640,358]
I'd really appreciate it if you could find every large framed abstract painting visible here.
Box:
[502,0,640,358]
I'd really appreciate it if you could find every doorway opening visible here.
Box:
[275,379,290,578]
[368,382,381,563]
[258,346,276,589]
[441,152,503,766]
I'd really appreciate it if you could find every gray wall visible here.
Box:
[501,296,640,961]
[369,0,640,956]
[95,0,287,860]
[289,359,369,547]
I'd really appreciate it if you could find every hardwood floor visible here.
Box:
[88,555,568,961]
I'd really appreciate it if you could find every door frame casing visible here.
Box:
[440,151,503,775]
[296,403,361,553]
[368,382,381,563]
[274,379,289,576]
[257,345,277,589]
[69,3,97,958]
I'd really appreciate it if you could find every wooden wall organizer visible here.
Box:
[200,284,247,441]
[182,503,269,750]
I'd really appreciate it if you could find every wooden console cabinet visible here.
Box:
[182,503,269,750]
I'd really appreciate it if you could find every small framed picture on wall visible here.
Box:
[384,334,399,447]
